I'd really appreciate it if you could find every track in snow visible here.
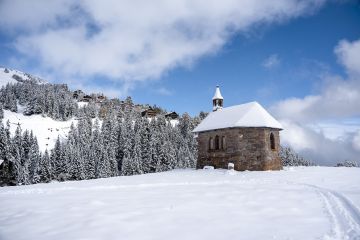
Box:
[303,184,360,240]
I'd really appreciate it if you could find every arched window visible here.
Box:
[215,135,220,150]
[270,133,275,150]
[221,136,226,150]
[209,137,213,150]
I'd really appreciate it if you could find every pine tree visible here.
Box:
[51,136,68,181]
[39,150,52,182]
[0,103,4,119]
[120,111,135,175]
[29,136,41,184]
[129,129,142,175]
[101,114,118,177]
[20,130,32,185]
[0,121,14,185]
[97,143,111,178]
[139,118,152,173]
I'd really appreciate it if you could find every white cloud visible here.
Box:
[0,0,326,89]
[353,131,360,151]
[335,39,360,76]
[272,38,360,165]
[279,120,359,166]
[155,87,173,96]
[262,54,280,69]
[271,75,360,123]
[0,0,76,32]
[271,39,360,123]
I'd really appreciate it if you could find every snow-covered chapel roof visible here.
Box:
[193,101,282,133]
[212,86,223,100]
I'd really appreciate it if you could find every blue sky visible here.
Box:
[128,1,360,115]
[0,0,360,165]
[0,1,357,115]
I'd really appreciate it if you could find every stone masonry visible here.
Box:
[196,127,282,171]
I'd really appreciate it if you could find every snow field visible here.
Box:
[1,167,359,240]
[0,67,29,87]
[2,109,76,151]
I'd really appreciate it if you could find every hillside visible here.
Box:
[0,67,77,151]
[1,167,360,240]
[3,109,76,151]
[0,66,197,186]
[0,67,46,87]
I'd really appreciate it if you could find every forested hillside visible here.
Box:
[0,71,201,186]
[0,68,309,186]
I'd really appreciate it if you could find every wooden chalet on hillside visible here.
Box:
[165,111,179,119]
[141,107,158,118]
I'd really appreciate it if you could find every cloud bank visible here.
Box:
[271,38,360,165]
[0,0,325,87]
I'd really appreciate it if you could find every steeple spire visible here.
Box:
[212,85,223,111]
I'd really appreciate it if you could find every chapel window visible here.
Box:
[221,136,226,150]
[270,133,276,150]
[215,135,220,150]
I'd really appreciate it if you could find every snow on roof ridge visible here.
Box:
[234,102,282,129]
[212,85,223,100]
[193,101,282,132]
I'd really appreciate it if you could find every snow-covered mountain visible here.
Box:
[0,167,359,240]
[0,67,75,152]
[0,66,47,87]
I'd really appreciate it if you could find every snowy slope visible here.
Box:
[1,167,359,240]
[0,67,73,151]
[0,67,47,87]
[2,109,76,151]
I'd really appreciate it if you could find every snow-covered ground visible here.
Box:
[2,109,76,151]
[0,68,18,86]
[1,167,359,240]
[0,67,46,87]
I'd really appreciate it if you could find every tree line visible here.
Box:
[0,79,335,186]
[0,81,77,120]
[0,81,200,186]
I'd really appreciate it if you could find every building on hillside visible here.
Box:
[141,107,157,118]
[134,104,143,112]
[96,95,106,103]
[82,95,93,102]
[165,111,179,119]
[193,86,283,171]
[73,90,84,100]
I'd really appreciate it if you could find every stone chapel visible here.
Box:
[193,86,283,171]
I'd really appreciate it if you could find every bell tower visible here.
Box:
[212,85,223,111]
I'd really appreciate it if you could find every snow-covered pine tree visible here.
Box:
[51,136,68,181]
[29,134,41,184]
[0,121,14,185]
[101,113,118,177]
[90,119,102,179]
[139,117,152,173]
[64,123,86,181]
[20,130,32,185]
[280,146,313,166]
[39,150,52,183]
[129,124,142,175]
[153,116,169,172]
[120,112,136,176]
[178,113,197,168]
[12,125,24,184]
[0,103,4,119]
[9,93,17,112]
[97,144,111,178]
